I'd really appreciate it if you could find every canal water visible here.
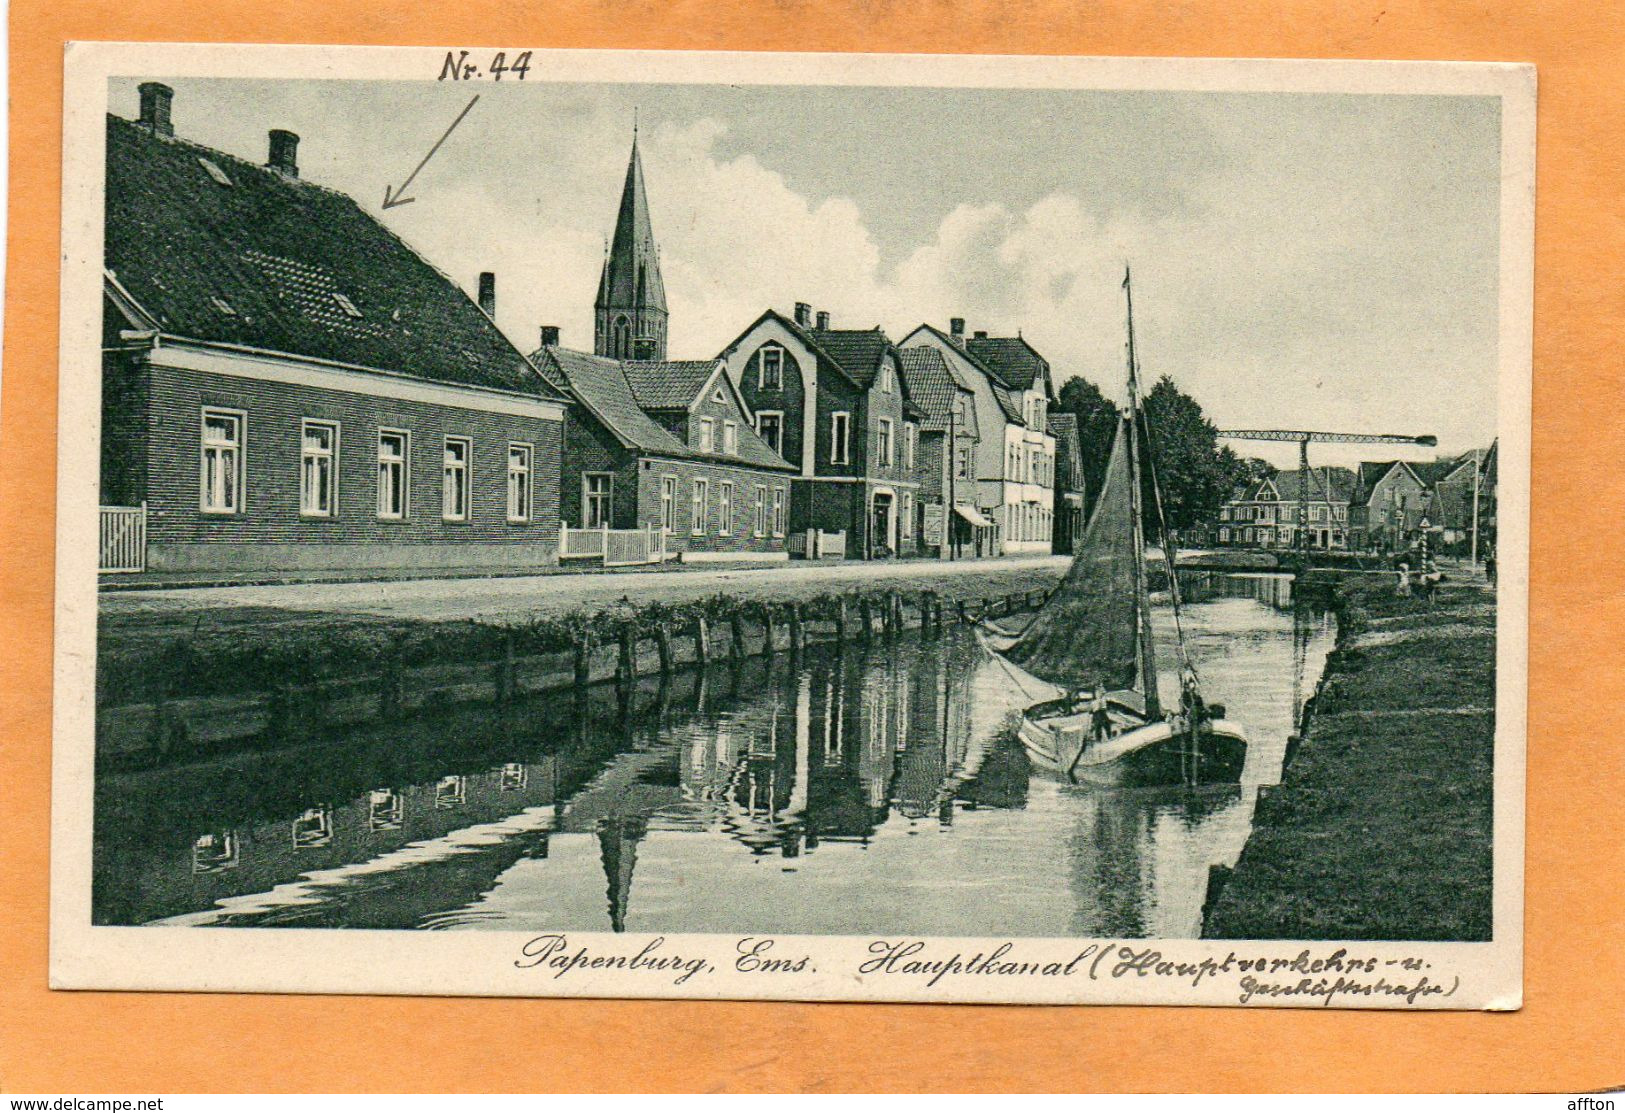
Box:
[93,573,1334,938]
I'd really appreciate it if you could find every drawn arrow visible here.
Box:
[382,94,481,210]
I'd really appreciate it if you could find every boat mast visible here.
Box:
[1122,265,1162,720]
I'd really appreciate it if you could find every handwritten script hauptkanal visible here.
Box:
[512,935,1463,1005]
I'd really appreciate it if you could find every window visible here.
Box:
[879,362,895,393]
[722,421,738,456]
[759,346,783,391]
[377,429,410,519]
[612,316,631,359]
[300,420,338,518]
[442,436,470,522]
[332,292,363,318]
[753,486,766,537]
[200,408,244,514]
[771,486,786,537]
[1220,528,1231,543]
[900,491,913,540]
[756,411,784,455]
[698,417,715,453]
[877,419,893,467]
[583,473,612,529]
[830,412,850,464]
[904,423,917,470]
[507,443,533,523]
[718,482,734,537]
[956,443,971,480]
[660,475,677,533]
[690,479,708,535]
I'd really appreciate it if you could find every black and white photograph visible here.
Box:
[51,44,1532,1007]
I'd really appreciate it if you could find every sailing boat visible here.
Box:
[978,267,1248,787]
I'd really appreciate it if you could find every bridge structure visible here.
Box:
[1216,428,1437,567]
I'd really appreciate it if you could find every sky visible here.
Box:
[108,76,1502,469]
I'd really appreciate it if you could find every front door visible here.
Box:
[871,493,894,558]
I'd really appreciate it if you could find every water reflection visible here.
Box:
[93,574,1332,938]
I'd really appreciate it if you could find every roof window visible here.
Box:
[197,158,233,187]
[210,296,237,316]
[330,292,363,318]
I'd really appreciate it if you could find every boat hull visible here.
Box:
[1018,694,1248,787]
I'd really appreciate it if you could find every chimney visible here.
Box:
[816,310,831,330]
[973,330,988,340]
[949,317,965,339]
[477,272,496,317]
[267,129,299,176]
[793,302,811,327]
[137,82,174,137]
[539,325,561,347]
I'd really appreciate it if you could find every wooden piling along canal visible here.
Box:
[96,583,1055,769]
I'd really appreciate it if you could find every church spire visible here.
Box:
[594,124,668,360]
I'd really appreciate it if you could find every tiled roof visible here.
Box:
[965,335,1048,391]
[620,359,722,411]
[897,348,962,431]
[989,380,1025,424]
[536,346,793,471]
[807,327,894,389]
[105,114,560,400]
[1251,467,1358,503]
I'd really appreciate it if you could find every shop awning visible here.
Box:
[954,504,993,528]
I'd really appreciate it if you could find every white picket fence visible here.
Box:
[559,522,667,567]
[99,503,147,573]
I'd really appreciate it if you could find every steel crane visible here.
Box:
[1216,429,1437,563]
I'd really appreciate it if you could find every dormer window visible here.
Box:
[759,345,784,391]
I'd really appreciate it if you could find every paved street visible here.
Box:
[99,554,1072,625]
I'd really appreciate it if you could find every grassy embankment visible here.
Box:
[1204,578,1497,941]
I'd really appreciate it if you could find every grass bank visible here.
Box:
[1203,579,1496,941]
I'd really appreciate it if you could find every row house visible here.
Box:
[99,85,567,577]
[1350,448,1495,554]
[1048,412,1088,554]
[534,341,797,562]
[963,330,1059,553]
[1215,468,1357,550]
[896,347,985,558]
[900,320,1057,556]
[719,303,925,560]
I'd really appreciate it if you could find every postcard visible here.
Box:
[51,42,1533,1007]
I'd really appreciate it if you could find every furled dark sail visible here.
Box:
[1006,417,1141,691]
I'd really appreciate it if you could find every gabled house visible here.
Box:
[532,340,796,562]
[1348,460,1430,552]
[1217,468,1357,550]
[718,303,925,559]
[99,84,568,577]
[1047,412,1088,554]
[899,320,1055,555]
[897,346,983,558]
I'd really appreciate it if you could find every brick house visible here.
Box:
[1348,461,1430,552]
[534,342,797,562]
[718,304,925,560]
[1217,468,1357,550]
[99,84,567,576]
[1047,412,1087,554]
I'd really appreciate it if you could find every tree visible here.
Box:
[1056,376,1121,517]
[1055,373,1240,536]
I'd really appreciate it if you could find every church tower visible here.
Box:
[594,127,668,360]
